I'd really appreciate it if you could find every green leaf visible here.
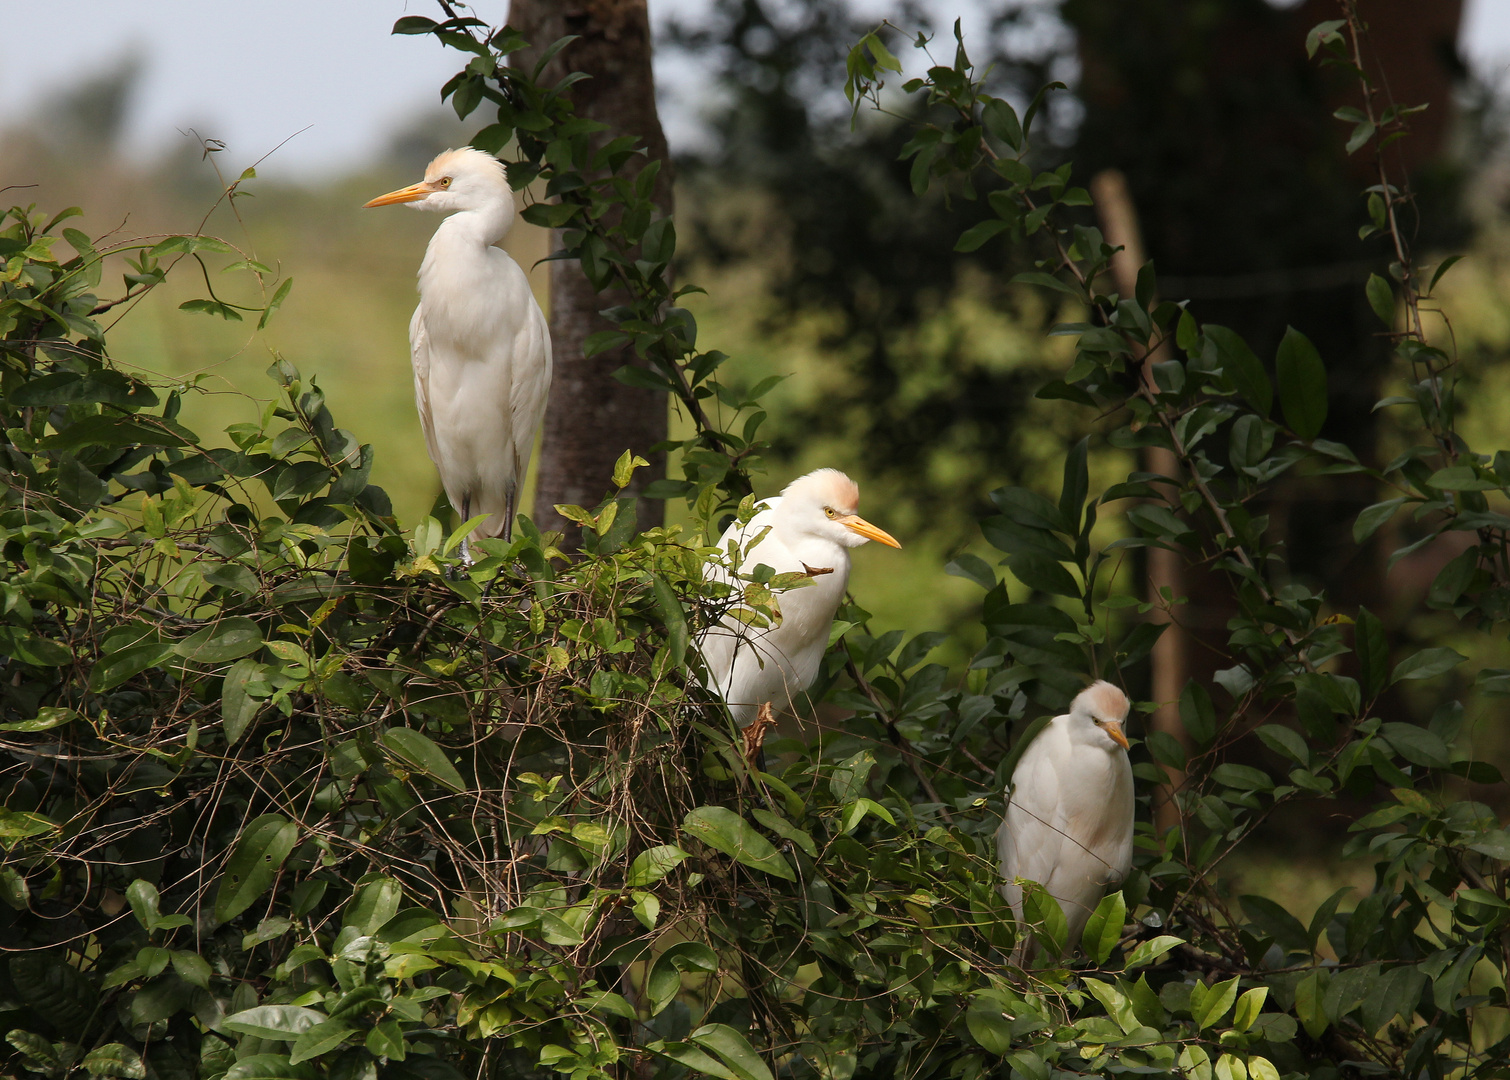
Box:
[1275,326,1327,439]
[626,845,690,887]
[365,1020,405,1061]
[1354,497,1406,543]
[1366,273,1394,327]
[651,1043,736,1080]
[1233,987,1269,1033]
[1380,723,1452,769]
[1355,607,1388,696]
[1210,764,1273,791]
[88,642,174,691]
[1019,881,1067,956]
[221,658,263,747]
[966,996,1014,1054]
[689,1024,774,1080]
[170,951,212,989]
[1241,895,1310,952]
[682,806,795,881]
[1124,935,1183,970]
[392,15,437,33]
[344,878,403,935]
[651,576,689,667]
[1205,324,1271,415]
[1427,254,1463,294]
[955,218,1009,253]
[288,1021,355,1065]
[258,277,293,330]
[222,1005,327,1042]
[214,814,298,923]
[7,1030,58,1069]
[0,809,60,850]
[944,553,996,591]
[1081,890,1126,964]
[224,1055,315,1080]
[1060,436,1089,532]
[381,728,467,792]
[1189,975,1239,1029]
[126,879,163,931]
[81,1044,145,1079]
[1389,647,1466,684]
[1294,969,1329,1037]
[646,941,719,1015]
[982,98,1023,150]
[1006,553,1080,597]
[0,707,77,733]
[174,617,264,663]
[1179,680,1217,745]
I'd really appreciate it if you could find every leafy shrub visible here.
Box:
[2,7,1508,1080]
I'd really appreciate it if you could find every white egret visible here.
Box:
[364,147,551,551]
[698,469,901,724]
[997,680,1134,963]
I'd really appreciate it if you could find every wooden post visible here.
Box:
[1091,169,1189,837]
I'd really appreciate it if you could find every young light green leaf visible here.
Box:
[1189,975,1240,1029]
[1124,934,1184,970]
[1081,890,1126,964]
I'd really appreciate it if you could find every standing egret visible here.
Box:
[364,147,551,552]
[698,469,901,724]
[997,681,1134,963]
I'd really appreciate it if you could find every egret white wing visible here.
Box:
[408,307,440,465]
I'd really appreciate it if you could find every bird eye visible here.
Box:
[439,177,452,188]
[824,507,837,518]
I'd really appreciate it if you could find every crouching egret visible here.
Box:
[364,147,551,552]
[698,469,901,724]
[997,680,1134,963]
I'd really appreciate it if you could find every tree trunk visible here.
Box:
[509,0,672,545]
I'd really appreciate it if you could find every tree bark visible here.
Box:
[509,0,672,544]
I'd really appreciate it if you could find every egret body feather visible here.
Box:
[366,147,551,547]
[698,469,900,723]
[997,681,1135,963]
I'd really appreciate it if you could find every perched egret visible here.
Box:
[997,681,1134,963]
[364,147,551,551]
[698,469,901,724]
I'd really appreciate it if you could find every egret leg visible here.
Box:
[456,495,474,570]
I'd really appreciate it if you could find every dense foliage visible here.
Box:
[3,5,1509,1080]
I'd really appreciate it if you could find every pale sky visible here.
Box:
[1,0,1507,179]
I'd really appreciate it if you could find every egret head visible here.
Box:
[775,468,901,550]
[363,147,512,219]
[1070,680,1131,751]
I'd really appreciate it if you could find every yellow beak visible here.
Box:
[1101,720,1130,750]
[839,514,901,548]
[363,180,436,208]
